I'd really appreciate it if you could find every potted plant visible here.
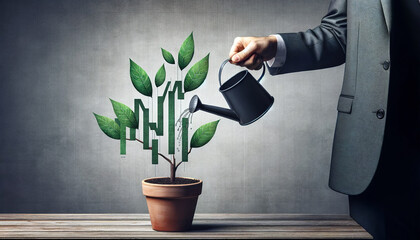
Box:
[93,32,220,231]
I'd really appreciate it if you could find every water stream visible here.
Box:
[176,108,194,152]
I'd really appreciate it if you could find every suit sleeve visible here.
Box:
[268,0,347,75]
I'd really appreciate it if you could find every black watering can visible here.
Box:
[189,59,274,126]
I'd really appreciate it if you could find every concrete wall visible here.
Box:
[0,0,348,213]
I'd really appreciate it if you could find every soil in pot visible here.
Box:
[142,177,203,232]
[145,177,200,185]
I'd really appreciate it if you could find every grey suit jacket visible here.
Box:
[268,0,392,195]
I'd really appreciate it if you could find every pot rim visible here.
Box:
[142,176,202,187]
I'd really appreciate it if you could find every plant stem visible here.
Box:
[175,148,192,170]
[128,139,193,183]
[127,138,172,165]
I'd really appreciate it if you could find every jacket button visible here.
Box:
[376,109,385,119]
[383,60,390,70]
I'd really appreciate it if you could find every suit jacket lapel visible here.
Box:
[380,0,392,33]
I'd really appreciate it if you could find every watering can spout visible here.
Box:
[189,95,240,122]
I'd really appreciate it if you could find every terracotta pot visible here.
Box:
[142,177,203,231]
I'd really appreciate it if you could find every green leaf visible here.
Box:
[161,48,175,64]
[190,120,220,148]
[110,99,138,129]
[178,32,194,70]
[130,59,153,97]
[93,113,121,139]
[184,53,209,92]
[155,64,166,87]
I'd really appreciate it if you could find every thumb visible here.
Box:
[231,43,257,63]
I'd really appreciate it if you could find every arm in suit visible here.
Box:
[269,0,347,75]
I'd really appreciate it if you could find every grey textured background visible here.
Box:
[0,0,347,213]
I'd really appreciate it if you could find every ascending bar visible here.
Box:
[168,81,184,154]
[152,139,158,164]
[182,118,188,162]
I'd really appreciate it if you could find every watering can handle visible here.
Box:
[218,59,266,87]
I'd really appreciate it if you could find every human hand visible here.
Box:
[229,36,277,70]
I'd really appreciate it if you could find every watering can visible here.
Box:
[189,59,274,126]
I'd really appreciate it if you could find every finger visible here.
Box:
[229,37,244,60]
[238,54,260,70]
[239,53,258,68]
[253,59,263,70]
[248,56,263,70]
[232,41,257,63]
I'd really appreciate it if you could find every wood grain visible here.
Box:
[0,214,372,239]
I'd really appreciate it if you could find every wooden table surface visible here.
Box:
[0,214,372,239]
